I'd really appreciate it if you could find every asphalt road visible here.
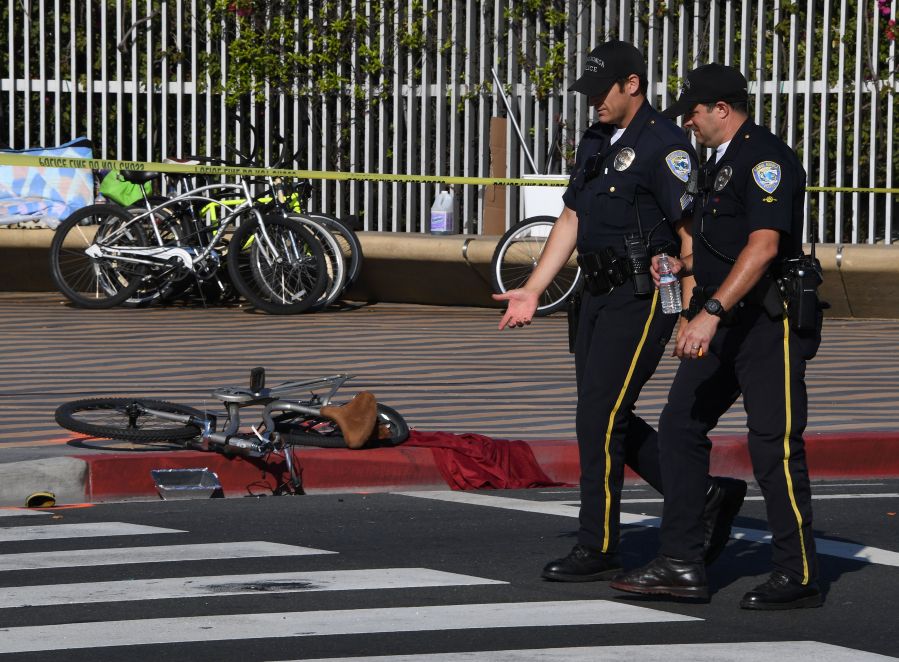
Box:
[0,479,896,661]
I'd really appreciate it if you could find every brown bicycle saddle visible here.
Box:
[320,391,377,449]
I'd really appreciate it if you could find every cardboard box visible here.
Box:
[483,118,507,235]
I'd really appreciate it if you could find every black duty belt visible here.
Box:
[577,242,678,296]
[686,278,784,325]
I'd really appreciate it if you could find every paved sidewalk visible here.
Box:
[0,292,897,503]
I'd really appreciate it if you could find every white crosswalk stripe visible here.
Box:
[0,600,698,654]
[278,642,899,662]
[397,491,899,567]
[0,541,334,571]
[0,508,51,518]
[0,521,184,541]
[0,568,506,607]
[279,642,898,662]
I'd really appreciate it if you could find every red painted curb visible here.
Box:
[75,431,899,501]
[77,446,447,499]
[533,433,899,484]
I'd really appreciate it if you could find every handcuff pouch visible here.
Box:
[577,248,627,295]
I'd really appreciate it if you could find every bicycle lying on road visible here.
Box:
[54,368,409,494]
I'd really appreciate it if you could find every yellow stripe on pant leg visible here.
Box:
[599,289,659,553]
[782,315,810,584]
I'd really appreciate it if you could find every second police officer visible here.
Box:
[610,64,824,609]
[494,42,747,581]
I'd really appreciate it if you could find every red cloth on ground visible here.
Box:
[403,430,565,490]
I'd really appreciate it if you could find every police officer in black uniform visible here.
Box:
[610,64,823,609]
[494,43,747,582]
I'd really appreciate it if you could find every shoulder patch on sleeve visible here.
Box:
[665,150,691,183]
[752,161,782,193]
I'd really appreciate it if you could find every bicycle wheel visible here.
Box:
[55,398,204,443]
[490,215,583,316]
[50,204,149,308]
[278,403,410,448]
[227,214,328,314]
[288,213,347,310]
[306,213,364,288]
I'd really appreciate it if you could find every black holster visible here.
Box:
[749,275,787,319]
[567,285,582,354]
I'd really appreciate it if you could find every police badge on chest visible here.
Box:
[614,148,635,171]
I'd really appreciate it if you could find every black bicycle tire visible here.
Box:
[50,205,148,309]
[55,398,204,443]
[227,214,329,315]
[490,215,583,316]
[280,403,410,448]
[306,213,364,288]
[372,403,410,446]
[287,214,348,311]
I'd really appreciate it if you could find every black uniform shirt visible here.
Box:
[693,119,806,287]
[562,100,698,256]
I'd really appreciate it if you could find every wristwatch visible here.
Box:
[703,298,724,317]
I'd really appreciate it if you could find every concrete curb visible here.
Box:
[1,432,898,506]
[0,457,88,506]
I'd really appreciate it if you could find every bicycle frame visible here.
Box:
[84,179,277,274]
[140,374,353,451]
[135,373,355,494]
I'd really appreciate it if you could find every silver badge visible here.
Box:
[614,147,635,171]
[714,165,732,191]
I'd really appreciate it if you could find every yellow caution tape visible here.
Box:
[806,186,899,193]
[1,153,898,192]
[0,153,566,187]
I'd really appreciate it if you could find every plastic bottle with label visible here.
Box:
[657,253,683,315]
[428,189,457,234]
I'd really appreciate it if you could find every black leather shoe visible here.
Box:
[740,571,823,610]
[610,555,709,600]
[541,544,622,582]
[703,476,747,565]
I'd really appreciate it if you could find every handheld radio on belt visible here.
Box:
[778,235,824,332]
[624,202,653,296]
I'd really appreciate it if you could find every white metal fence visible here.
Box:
[2,1,897,242]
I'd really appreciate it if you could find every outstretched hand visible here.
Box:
[492,289,539,330]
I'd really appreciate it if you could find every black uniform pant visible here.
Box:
[658,305,818,584]
[574,285,676,553]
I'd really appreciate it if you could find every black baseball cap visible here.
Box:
[568,41,646,97]
[662,63,749,118]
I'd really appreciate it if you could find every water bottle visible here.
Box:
[657,253,682,315]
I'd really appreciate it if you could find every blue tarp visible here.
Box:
[0,137,94,228]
